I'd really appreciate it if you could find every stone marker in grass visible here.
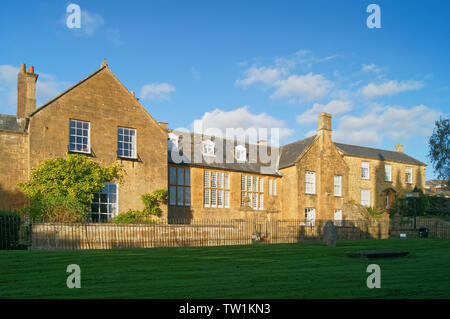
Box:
[347,250,410,258]
[323,220,337,247]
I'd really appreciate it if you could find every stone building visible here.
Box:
[0,62,426,223]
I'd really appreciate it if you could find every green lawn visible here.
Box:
[0,239,449,298]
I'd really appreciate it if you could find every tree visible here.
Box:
[428,116,450,186]
[19,154,123,221]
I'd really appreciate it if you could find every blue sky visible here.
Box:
[0,0,449,180]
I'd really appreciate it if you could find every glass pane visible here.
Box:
[185,169,191,186]
[169,167,177,185]
[169,186,176,205]
[70,120,75,128]
[177,168,184,185]
[100,193,108,203]
[185,187,191,206]
[177,187,184,206]
[100,204,108,213]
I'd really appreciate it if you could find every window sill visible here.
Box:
[68,150,93,156]
[117,156,140,162]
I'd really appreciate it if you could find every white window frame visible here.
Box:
[91,183,118,222]
[204,170,229,208]
[334,209,343,226]
[241,175,264,210]
[406,167,413,184]
[361,161,370,180]
[269,179,277,196]
[118,126,137,159]
[334,175,342,197]
[361,189,371,207]
[385,164,392,182]
[235,145,247,162]
[305,171,316,194]
[69,119,90,154]
[305,208,316,226]
[202,139,215,157]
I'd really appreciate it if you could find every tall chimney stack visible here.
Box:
[317,112,332,140]
[17,63,38,119]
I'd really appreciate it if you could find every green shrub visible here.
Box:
[111,189,168,223]
[18,154,123,222]
[366,207,386,220]
[390,194,450,217]
[20,195,89,222]
[0,211,21,250]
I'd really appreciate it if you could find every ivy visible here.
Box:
[18,154,123,221]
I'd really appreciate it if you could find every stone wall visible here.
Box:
[0,130,29,211]
[30,218,389,250]
[342,155,426,209]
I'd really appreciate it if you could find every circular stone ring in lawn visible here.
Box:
[347,250,409,258]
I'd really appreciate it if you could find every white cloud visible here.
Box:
[236,50,336,103]
[362,63,382,74]
[235,66,285,87]
[0,64,69,113]
[296,100,352,124]
[0,65,19,83]
[360,80,424,98]
[274,50,338,70]
[79,10,105,36]
[191,106,293,141]
[271,73,334,103]
[140,82,176,100]
[333,105,441,144]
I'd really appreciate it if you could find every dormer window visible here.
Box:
[235,145,247,162]
[202,139,215,156]
[168,133,179,151]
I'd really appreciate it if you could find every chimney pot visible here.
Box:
[158,122,168,130]
[257,140,267,146]
[17,63,38,119]
[395,144,404,153]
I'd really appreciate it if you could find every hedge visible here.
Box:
[0,211,21,250]
[390,195,450,217]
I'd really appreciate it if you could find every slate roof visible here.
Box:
[278,135,316,169]
[0,115,24,132]
[168,130,426,174]
[167,129,281,176]
[334,142,426,166]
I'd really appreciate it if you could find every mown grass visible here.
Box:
[0,239,449,298]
